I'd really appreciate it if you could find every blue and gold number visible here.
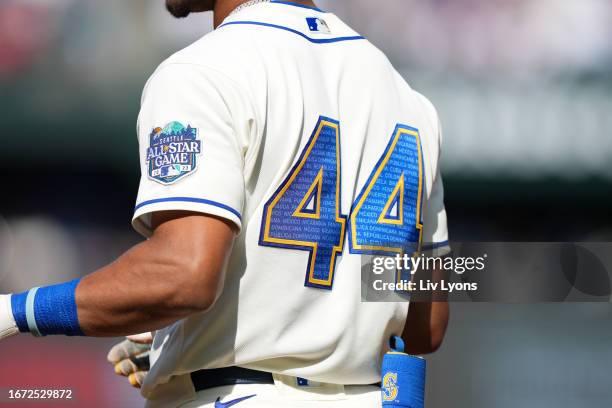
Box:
[349,124,423,256]
[259,116,347,289]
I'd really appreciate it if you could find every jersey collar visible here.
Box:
[269,0,325,13]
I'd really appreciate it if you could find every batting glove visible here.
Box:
[107,332,153,388]
[0,295,19,341]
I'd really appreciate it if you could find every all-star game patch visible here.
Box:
[146,121,202,185]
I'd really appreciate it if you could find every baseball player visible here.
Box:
[0,0,450,407]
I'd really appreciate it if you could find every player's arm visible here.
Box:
[0,210,235,339]
[401,266,449,355]
[0,64,250,341]
[77,210,235,336]
[401,92,450,355]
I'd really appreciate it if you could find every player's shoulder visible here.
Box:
[412,91,440,125]
[151,30,250,89]
[412,90,442,145]
[141,28,256,105]
[170,26,250,63]
[367,47,442,144]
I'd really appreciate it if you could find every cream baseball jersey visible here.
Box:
[131,1,449,405]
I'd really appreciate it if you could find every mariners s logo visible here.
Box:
[146,121,201,185]
[382,372,399,402]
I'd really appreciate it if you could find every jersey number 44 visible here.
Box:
[259,116,423,290]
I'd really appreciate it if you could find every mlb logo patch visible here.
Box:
[306,17,330,34]
[146,121,201,185]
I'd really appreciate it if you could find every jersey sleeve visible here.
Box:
[132,63,251,237]
[421,108,450,256]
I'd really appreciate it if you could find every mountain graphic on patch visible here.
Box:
[163,121,186,134]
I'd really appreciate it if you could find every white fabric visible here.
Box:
[0,295,19,341]
[133,2,449,406]
[175,381,381,408]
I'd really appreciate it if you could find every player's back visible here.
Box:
[132,1,448,403]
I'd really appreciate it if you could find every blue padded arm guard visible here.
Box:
[381,335,426,408]
[10,279,84,337]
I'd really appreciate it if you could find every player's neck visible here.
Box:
[214,0,318,28]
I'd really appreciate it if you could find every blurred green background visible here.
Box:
[0,0,611,407]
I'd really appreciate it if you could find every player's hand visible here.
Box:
[107,332,153,388]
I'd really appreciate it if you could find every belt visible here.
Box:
[191,366,381,392]
[191,367,274,392]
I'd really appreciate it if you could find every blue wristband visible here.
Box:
[10,279,84,336]
[26,287,42,336]
[10,291,28,332]
[381,336,426,408]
